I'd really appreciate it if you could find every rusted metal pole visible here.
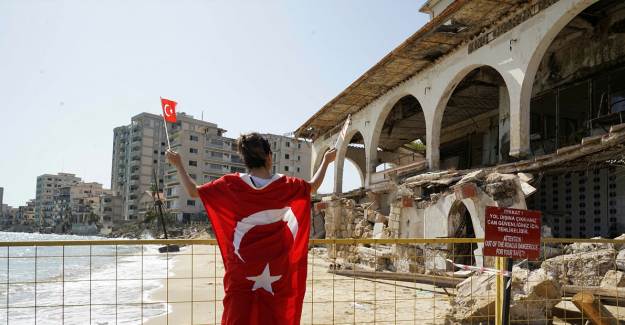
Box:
[495,257,504,325]
[501,258,513,325]
[564,285,625,306]
[572,292,618,325]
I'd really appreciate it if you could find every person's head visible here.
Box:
[236,133,272,170]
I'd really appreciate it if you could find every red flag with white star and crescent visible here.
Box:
[197,174,311,325]
[160,97,177,123]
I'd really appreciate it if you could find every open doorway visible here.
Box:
[448,202,477,267]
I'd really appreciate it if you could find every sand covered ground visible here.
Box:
[144,245,453,325]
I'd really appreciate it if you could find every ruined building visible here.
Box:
[297,0,625,270]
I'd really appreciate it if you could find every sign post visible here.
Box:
[495,257,504,324]
[484,206,541,325]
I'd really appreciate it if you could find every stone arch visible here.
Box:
[334,129,367,193]
[369,93,427,180]
[430,64,512,170]
[447,199,485,267]
[518,0,600,156]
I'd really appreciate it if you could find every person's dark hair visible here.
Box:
[237,133,271,169]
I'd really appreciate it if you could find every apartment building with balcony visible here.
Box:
[35,173,81,225]
[17,200,36,225]
[98,190,122,234]
[111,112,172,220]
[52,182,105,224]
[163,116,246,223]
[112,112,314,223]
[264,134,312,179]
[113,112,246,222]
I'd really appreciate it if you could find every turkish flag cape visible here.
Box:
[198,174,311,325]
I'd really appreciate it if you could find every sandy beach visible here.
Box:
[143,246,453,325]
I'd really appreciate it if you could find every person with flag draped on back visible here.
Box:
[166,132,336,324]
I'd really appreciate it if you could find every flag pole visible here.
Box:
[160,97,172,150]
[162,114,171,150]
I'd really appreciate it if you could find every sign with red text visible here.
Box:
[484,206,541,260]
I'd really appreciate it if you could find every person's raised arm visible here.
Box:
[309,148,337,193]
[166,149,199,198]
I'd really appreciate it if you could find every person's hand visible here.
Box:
[165,149,183,168]
[323,148,337,164]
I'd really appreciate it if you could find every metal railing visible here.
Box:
[0,238,624,324]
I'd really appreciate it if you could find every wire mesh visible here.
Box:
[0,238,622,324]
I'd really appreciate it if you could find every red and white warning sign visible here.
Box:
[484,206,541,260]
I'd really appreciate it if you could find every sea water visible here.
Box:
[0,232,173,324]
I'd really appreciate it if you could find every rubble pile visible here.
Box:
[316,165,625,323]
[449,237,625,324]
[325,196,402,271]
[482,173,520,206]
[335,197,395,240]
[449,267,561,324]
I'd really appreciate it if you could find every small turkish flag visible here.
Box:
[160,97,177,123]
[198,174,311,324]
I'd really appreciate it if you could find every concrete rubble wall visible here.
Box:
[449,267,562,324]
[318,169,625,323]
[449,238,625,324]
[320,170,532,273]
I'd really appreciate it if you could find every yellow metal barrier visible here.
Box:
[0,237,622,324]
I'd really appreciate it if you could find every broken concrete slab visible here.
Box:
[541,249,616,287]
[616,249,625,271]
[484,172,517,183]
[563,238,614,254]
[449,273,497,322]
[511,268,562,322]
[372,222,385,239]
[601,270,625,288]
[404,170,457,183]
[517,172,534,183]
[456,169,485,185]
[449,267,561,324]
[613,234,625,251]
[356,246,394,271]
[520,181,536,197]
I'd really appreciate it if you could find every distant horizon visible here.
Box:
[0,0,429,207]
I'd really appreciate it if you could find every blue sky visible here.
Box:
[0,0,429,207]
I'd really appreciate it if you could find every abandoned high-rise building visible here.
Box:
[162,117,246,222]
[298,0,625,269]
[111,112,310,222]
[111,112,247,222]
[263,133,312,180]
[111,112,170,221]
[35,173,82,225]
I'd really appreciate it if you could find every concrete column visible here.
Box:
[365,142,376,187]
[324,199,342,258]
[498,86,511,161]
[333,157,344,194]
[426,117,440,170]
[509,86,531,158]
